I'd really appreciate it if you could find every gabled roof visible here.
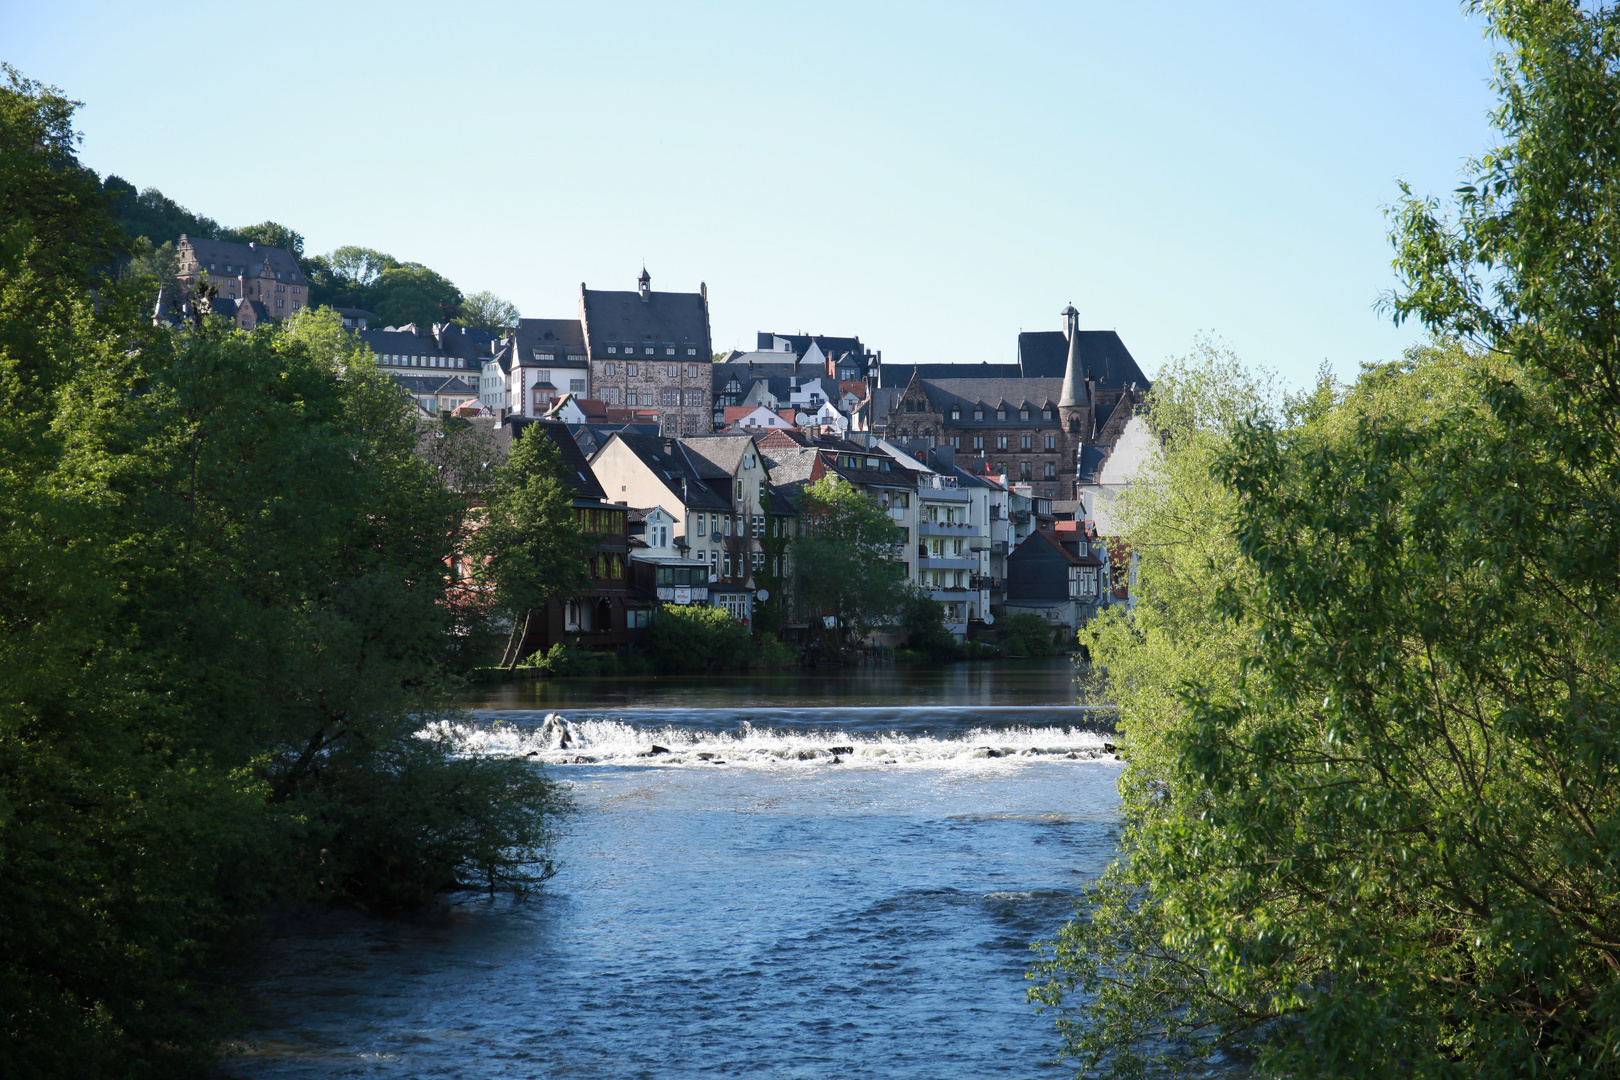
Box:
[598,432,733,511]
[1015,529,1104,567]
[513,317,588,367]
[1017,329,1149,390]
[680,434,756,477]
[581,280,711,361]
[179,236,307,285]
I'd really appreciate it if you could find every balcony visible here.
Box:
[918,556,975,571]
[918,520,980,537]
[918,487,970,503]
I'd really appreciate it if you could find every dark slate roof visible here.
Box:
[182,236,307,285]
[713,360,800,391]
[359,323,499,365]
[1014,529,1103,567]
[762,446,822,487]
[1017,329,1149,389]
[600,432,733,511]
[680,434,757,477]
[1078,444,1111,483]
[500,418,608,502]
[922,378,1065,421]
[879,362,1019,387]
[513,317,588,367]
[581,283,711,361]
[392,373,479,395]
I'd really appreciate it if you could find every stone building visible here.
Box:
[878,306,1149,500]
[174,235,309,319]
[581,269,713,436]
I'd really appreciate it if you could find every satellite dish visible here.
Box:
[755,588,770,601]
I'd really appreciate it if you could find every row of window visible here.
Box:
[588,553,628,579]
[604,346,700,357]
[686,511,786,538]
[382,353,473,369]
[681,547,780,581]
[577,507,627,533]
[901,401,1056,422]
[987,462,1058,480]
[600,362,705,379]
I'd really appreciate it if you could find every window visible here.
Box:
[996,408,1007,421]
[972,435,984,450]
[1020,435,1031,451]
[840,368,854,380]
[604,363,615,377]
[644,346,655,355]
[758,477,768,500]
[695,513,706,534]
[973,408,984,420]
[661,388,679,406]
[651,522,669,547]
[950,407,961,420]
[607,346,618,354]
[684,389,703,406]
[997,435,1008,450]
[535,351,555,361]
[751,551,764,572]
[687,348,697,356]
[603,388,621,405]
[735,479,743,501]
[570,379,586,393]
[1044,462,1056,479]
[686,363,699,378]
[709,549,719,572]
[666,347,676,356]
[723,515,733,536]
[627,363,639,376]
[1045,434,1056,450]
[628,609,651,629]
[949,436,961,448]
[723,554,733,578]
[537,369,551,383]
[667,364,679,378]
[1043,407,1053,420]
[1020,408,1030,421]
[725,379,741,393]
[1019,462,1032,480]
[627,390,639,406]
[751,516,764,538]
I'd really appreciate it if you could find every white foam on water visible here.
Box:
[418,713,1115,770]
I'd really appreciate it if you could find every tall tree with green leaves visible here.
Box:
[457,289,521,333]
[789,476,908,655]
[469,426,592,668]
[0,70,566,1079]
[1030,4,1620,1076]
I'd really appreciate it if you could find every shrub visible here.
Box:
[995,613,1057,657]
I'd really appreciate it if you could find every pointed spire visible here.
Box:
[1058,304,1086,407]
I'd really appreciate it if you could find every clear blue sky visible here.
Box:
[4,1,1499,387]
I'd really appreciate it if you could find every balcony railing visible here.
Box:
[918,520,981,537]
[918,556,976,571]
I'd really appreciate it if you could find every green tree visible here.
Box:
[469,425,592,668]
[1031,5,1620,1074]
[993,612,1056,658]
[643,604,754,672]
[0,71,566,1077]
[222,219,305,257]
[370,262,463,328]
[457,289,520,333]
[789,476,908,655]
[898,588,957,659]
[103,174,221,247]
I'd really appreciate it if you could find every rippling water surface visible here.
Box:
[232,660,1120,1079]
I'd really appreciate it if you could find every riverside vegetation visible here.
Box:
[0,67,569,1079]
[1031,3,1620,1076]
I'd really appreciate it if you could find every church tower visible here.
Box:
[1057,303,1090,437]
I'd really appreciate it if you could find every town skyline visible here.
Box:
[6,0,1500,389]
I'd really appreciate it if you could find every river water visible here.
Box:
[230,660,1120,1079]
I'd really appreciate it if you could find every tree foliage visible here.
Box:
[1031,5,1620,1075]
[457,289,521,333]
[994,612,1057,658]
[0,71,564,1078]
[788,476,909,654]
[468,424,592,667]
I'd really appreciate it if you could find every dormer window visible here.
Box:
[666,347,676,356]
[950,407,961,420]
[644,347,655,355]
[1020,408,1030,421]
[1043,407,1053,420]
[534,351,554,361]
[607,346,618,354]
[997,408,1007,421]
[687,348,697,356]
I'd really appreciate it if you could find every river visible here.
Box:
[229,659,1120,1079]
